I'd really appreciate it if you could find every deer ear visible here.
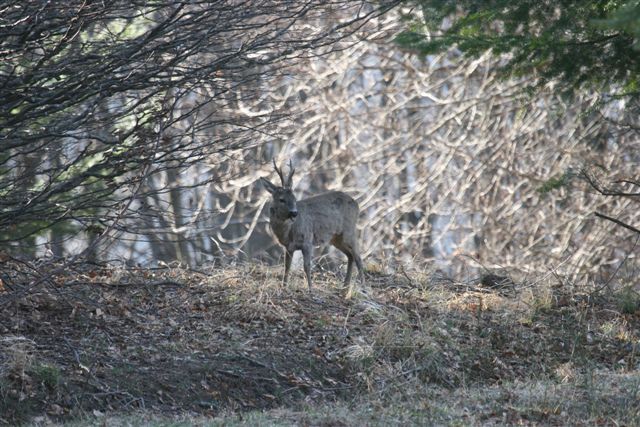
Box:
[260,177,277,194]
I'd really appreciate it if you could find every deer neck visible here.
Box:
[270,215,295,246]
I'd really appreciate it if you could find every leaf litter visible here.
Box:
[0,262,639,425]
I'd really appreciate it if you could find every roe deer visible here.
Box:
[260,160,364,292]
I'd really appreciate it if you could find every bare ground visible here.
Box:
[1,262,639,425]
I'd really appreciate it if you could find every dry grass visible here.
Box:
[1,262,639,426]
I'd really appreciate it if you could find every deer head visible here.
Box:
[260,159,298,219]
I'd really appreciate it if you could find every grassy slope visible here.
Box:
[1,263,639,426]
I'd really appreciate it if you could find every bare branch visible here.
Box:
[594,212,640,235]
[580,168,640,197]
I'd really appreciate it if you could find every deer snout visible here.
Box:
[288,210,298,219]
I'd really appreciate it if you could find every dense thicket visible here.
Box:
[395,1,640,240]
[0,0,397,258]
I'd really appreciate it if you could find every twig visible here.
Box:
[594,211,640,235]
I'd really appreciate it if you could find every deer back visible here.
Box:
[295,191,359,246]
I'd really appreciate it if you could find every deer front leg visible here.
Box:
[283,249,293,286]
[302,244,313,290]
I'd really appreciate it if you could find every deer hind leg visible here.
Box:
[332,239,357,288]
[346,248,365,286]
[353,251,364,283]
[344,253,354,287]
[339,248,360,299]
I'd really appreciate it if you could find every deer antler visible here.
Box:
[272,159,295,188]
[286,159,295,188]
[273,159,286,186]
